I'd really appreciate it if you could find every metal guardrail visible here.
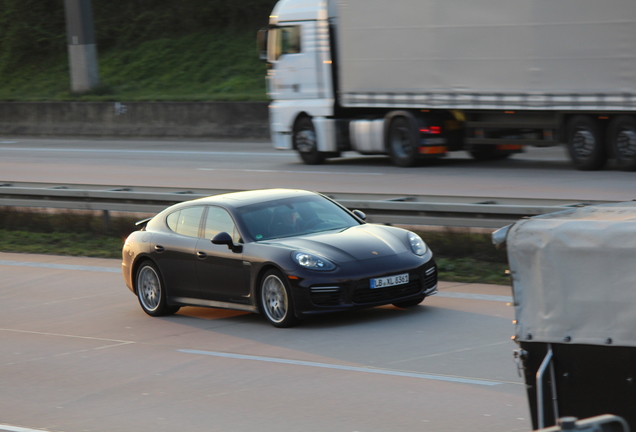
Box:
[0,181,620,229]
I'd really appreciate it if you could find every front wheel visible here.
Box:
[259,270,299,328]
[608,115,636,171]
[392,295,426,308]
[294,117,325,165]
[136,261,180,317]
[566,115,607,171]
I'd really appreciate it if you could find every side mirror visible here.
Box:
[257,28,268,61]
[212,232,243,253]
[352,209,366,221]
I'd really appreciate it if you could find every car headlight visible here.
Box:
[408,232,427,256]
[292,251,336,271]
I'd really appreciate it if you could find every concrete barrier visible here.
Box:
[0,101,270,139]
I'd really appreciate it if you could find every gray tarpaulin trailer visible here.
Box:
[494,202,636,430]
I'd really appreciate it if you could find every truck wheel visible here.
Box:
[608,116,636,171]
[566,115,607,171]
[294,117,325,165]
[388,116,419,167]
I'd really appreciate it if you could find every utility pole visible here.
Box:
[64,0,100,92]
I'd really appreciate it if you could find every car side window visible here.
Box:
[166,206,204,237]
[204,206,241,243]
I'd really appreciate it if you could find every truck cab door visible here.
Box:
[268,22,323,100]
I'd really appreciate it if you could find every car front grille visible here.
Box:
[310,286,341,306]
[352,276,422,304]
[309,261,438,307]
[424,265,437,289]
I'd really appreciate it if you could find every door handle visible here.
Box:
[197,251,207,259]
[154,245,165,252]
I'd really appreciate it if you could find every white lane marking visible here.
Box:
[178,349,502,386]
[0,328,133,344]
[435,292,512,303]
[0,425,48,432]
[0,327,505,388]
[197,168,383,175]
[0,260,120,273]
[0,141,17,144]
[0,147,294,157]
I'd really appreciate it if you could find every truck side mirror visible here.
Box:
[257,28,268,61]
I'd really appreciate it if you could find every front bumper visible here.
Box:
[289,257,437,317]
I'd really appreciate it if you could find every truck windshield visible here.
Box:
[269,26,301,61]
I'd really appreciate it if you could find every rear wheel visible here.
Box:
[608,115,636,171]
[388,116,419,167]
[136,261,180,317]
[392,295,426,308]
[294,117,325,165]
[566,115,607,171]
[259,270,299,328]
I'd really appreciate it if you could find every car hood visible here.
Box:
[268,224,410,263]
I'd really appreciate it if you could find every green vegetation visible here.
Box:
[0,31,268,101]
[0,209,511,285]
[0,0,274,101]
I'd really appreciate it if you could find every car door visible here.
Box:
[151,206,204,299]
[195,206,250,303]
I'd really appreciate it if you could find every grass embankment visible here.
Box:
[0,30,268,102]
[0,209,511,285]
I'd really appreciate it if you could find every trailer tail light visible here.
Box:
[420,126,442,134]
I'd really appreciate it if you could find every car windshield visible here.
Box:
[237,195,361,241]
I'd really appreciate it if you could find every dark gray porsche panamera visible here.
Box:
[122,189,437,327]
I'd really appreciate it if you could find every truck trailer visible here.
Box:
[258,0,636,170]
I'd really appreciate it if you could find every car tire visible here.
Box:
[259,270,299,328]
[392,295,426,308]
[608,115,636,171]
[294,117,325,165]
[566,115,607,171]
[388,116,419,167]
[136,261,180,317]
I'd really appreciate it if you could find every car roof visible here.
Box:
[189,188,319,209]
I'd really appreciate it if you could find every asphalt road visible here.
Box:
[1,137,632,432]
[0,252,526,432]
[0,137,635,201]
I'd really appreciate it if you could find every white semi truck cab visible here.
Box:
[259,0,636,171]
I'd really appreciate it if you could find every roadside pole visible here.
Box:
[63,0,100,92]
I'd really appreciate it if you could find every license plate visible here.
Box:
[370,273,409,289]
